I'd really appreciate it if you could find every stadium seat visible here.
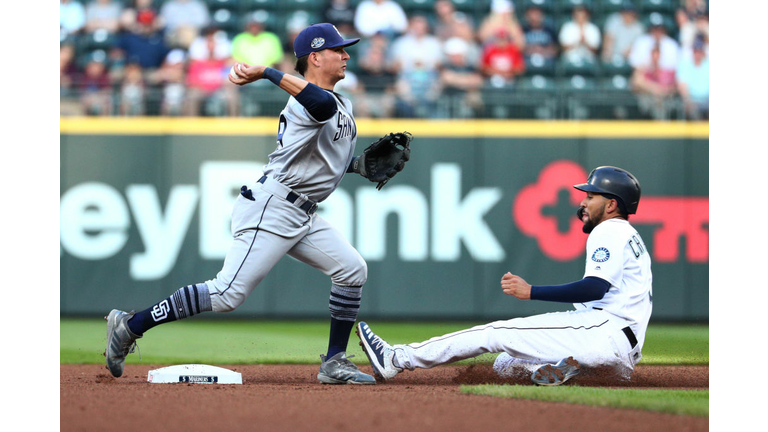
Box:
[398,0,436,14]
[524,54,557,77]
[211,8,242,33]
[596,0,629,15]
[557,56,601,77]
[600,55,632,77]
[205,0,241,11]
[557,75,598,92]
[516,75,557,91]
[519,0,556,13]
[642,11,677,35]
[556,0,596,14]
[599,74,631,93]
[482,81,558,119]
[639,0,674,14]
[279,0,324,13]
[78,29,118,52]
[243,0,278,11]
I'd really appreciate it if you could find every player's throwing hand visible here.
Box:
[501,272,531,300]
[228,62,264,85]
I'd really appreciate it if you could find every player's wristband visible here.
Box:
[530,277,610,303]
[347,156,360,174]
[263,67,284,86]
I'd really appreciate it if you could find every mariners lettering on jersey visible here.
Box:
[628,233,647,258]
[333,111,356,141]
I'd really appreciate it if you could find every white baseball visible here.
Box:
[229,64,242,80]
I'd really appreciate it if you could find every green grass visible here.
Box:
[460,385,709,417]
[61,319,708,366]
[63,319,708,417]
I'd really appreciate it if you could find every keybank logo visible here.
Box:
[60,162,504,280]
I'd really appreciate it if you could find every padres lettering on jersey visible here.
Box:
[263,90,357,203]
[333,111,356,141]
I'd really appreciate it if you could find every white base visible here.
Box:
[147,364,242,384]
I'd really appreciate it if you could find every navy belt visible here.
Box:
[258,176,318,215]
[622,326,638,349]
[592,308,638,349]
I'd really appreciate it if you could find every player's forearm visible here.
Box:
[262,67,308,96]
[530,277,610,303]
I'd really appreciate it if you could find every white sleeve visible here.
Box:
[585,24,601,49]
[559,23,577,46]
[583,227,624,287]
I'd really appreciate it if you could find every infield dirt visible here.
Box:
[61,363,707,432]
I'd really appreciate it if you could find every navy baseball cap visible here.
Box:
[293,23,360,58]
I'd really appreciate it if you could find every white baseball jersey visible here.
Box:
[392,217,653,377]
[576,218,653,352]
[263,90,357,203]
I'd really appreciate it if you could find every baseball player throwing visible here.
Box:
[357,166,651,385]
[105,23,411,384]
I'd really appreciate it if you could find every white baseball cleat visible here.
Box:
[355,321,402,380]
[531,356,581,386]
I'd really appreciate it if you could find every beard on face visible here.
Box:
[579,205,604,234]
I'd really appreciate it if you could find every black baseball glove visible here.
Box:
[354,132,412,190]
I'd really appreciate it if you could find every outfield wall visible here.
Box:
[60,119,709,321]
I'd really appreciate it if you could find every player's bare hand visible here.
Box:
[228,63,264,86]
[501,272,531,300]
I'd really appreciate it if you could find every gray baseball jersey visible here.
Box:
[205,88,366,314]
[264,90,357,203]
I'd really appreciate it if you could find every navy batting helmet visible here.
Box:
[573,166,641,214]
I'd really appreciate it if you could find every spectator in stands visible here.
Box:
[521,5,558,62]
[231,17,283,68]
[676,37,708,120]
[61,0,86,39]
[394,59,440,118]
[480,28,525,87]
[682,0,708,17]
[451,15,482,66]
[155,49,187,116]
[628,14,680,75]
[119,60,146,116]
[356,44,397,118]
[438,37,484,118]
[184,28,238,116]
[77,50,113,116]
[601,2,644,63]
[85,0,122,34]
[120,0,164,34]
[115,9,171,72]
[478,0,525,50]
[631,43,676,120]
[433,0,474,41]
[60,43,83,115]
[354,0,408,39]
[323,0,358,37]
[678,10,709,54]
[189,25,232,63]
[559,5,601,63]
[159,0,210,49]
[390,15,443,75]
[284,11,313,56]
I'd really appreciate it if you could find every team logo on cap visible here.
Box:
[591,247,610,262]
[311,37,325,49]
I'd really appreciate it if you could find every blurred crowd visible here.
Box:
[60,0,709,120]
